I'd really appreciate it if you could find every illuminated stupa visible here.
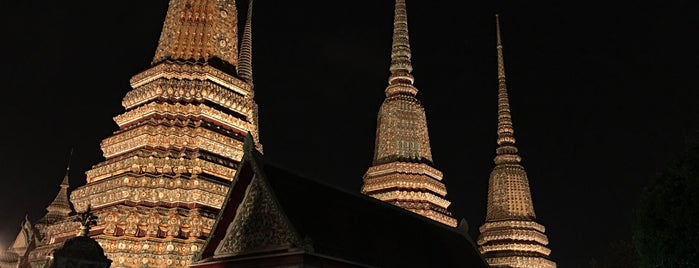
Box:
[28,0,261,267]
[476,15,556,268]
[360,0,457,227]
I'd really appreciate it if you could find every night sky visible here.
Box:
[1,0,698,267]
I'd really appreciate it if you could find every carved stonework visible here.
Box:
[214,175,302,256]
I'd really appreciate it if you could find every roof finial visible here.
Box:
[493,14,521,165]
[386,0,418,96]
[238,0,254,85]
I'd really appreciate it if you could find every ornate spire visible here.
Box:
[237,0,254,85]
[477,15,556,268]
[493,14,521,167]
[152,0,240,68]
[385,0,418,96]
[41,149,74,224]
[361,0,456,227]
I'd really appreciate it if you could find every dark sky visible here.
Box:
[1,0,698,267]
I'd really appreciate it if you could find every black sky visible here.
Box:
[1,0,698,267]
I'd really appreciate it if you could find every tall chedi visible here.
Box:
[477,15,556,268]
[361,0,457,227]
[28,0,260,267]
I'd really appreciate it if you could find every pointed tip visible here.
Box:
[66,147,74,171]
[495,14,502,47]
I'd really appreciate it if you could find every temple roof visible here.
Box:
[196,135,487,267]
[39,168,73,225]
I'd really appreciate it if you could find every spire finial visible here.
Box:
[62,148,74,187]
[386,0,418,96]
[496,14,505,80]
[493,14,521,165]
[238,0,254,85]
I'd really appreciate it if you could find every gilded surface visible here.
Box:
[361,0,456,227]
[91,205,215,267]
[130,63,251,94]
[122,76,254,115]
[71,174,229,212]
[152,0,239,66]
[477,16,555,267]
[84,154,237,183]
[100,124,245,160]
[114,102,255,134]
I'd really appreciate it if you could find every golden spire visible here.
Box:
[152,0,240,67]
[361,0,456,227]
[237,0,254,85]
[477,15,556,268]
[494,14,521,167]
[386,0,418,96]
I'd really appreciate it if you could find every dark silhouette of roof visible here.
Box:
[262,164,488,267]
[196,134,488,267]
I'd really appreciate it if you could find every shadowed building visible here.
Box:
[476,15,556,268]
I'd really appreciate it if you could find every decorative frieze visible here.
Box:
[365,162,443,179]
[85,155,236,183]
[485,256,557,268]
[130,62,252,96]
[369,191,451,209]
[122,77,254,116]
[72,174,229,211]
[101,124,245,160]
[114,102,255,134]
[362,174,447,196]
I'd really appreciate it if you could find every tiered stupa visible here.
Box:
[361,0,457,227]
[28,0,261,267]
[476,15,556,268]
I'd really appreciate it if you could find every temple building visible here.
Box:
[3,0,561,267]
[476,15,556,268]
[360,0,458,227]
[21,0,262,267]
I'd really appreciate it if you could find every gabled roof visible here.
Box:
[195,134,488,267]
